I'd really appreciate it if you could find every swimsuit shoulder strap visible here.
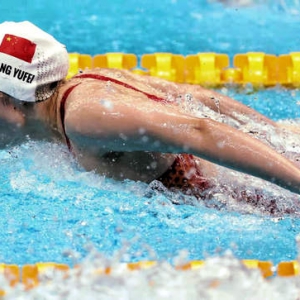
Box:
[74,73,165,102]
[59,83,81,150]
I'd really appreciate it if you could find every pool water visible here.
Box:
[1,0,300,298]
[2,0,300,57]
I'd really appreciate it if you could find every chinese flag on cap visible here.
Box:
[0,34,36,63]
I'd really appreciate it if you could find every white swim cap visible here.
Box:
[0,21,69,102]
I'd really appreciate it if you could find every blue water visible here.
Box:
[0,0,300,268]
[1,142,299,266]
[1,0,300,57]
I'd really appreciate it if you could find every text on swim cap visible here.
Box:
[0,63,35,83]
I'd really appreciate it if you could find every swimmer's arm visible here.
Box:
[64,94,300,194]
[152,115,300,194]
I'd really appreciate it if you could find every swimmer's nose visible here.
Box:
[0,105,25,126]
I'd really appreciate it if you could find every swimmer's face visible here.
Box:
[0,96,25,147]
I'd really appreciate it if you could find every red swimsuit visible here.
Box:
[60,73,211,196]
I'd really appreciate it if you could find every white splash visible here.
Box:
[2,249,300,300]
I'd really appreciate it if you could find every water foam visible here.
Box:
[2,249,300,300]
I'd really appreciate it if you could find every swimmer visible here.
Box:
[0,21,300,209]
